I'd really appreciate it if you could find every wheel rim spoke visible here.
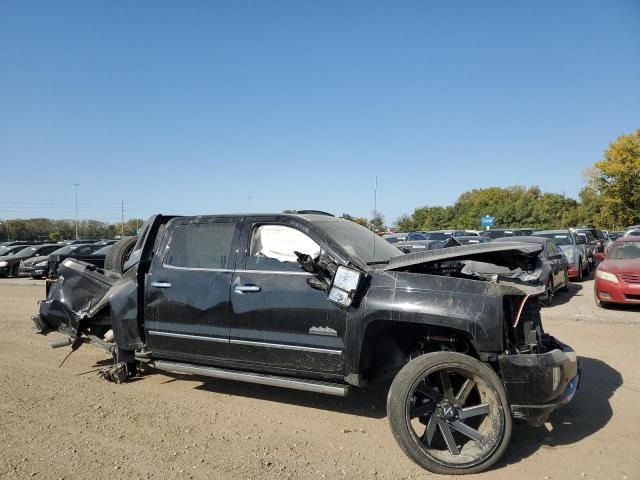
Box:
[410,400,435,419]
[454,378,475,406]
[422,413,438,445]
[458,403,490,420]
[439,371,455,402]
[437,419,460,455]
[414,381,442,401]
[450,420,485,442]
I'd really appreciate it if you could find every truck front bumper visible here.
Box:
[499,337,579,426]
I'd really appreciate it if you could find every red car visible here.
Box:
[594,236,640,307]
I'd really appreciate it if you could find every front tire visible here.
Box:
[387,352,512,475]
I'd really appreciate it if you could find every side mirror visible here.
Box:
[549,253,564,260]
[295,251,318,274]
[328,266,362,307]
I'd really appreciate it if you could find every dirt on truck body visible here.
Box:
[32,213,579,475]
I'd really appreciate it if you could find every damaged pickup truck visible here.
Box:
[33,213,579,475]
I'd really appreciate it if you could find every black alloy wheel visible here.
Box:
[387,352,511,475]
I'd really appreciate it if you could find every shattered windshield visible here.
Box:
[314,219,401,265]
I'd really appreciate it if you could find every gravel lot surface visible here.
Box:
[1,277,639,480]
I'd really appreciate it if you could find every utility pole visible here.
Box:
[121,199,125,237]
[74,184,79,240]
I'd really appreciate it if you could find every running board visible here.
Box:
[153,360,350,397]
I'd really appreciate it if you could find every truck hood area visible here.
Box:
[381,242,545,295]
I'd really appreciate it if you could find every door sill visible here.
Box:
[153,360,350,397]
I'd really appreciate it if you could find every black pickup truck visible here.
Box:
[33,213,579,475]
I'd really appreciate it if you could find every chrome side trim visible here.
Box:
[238,269,312,276]
[159,264,312,276]
[161,264,234,273]
[153,360,349,397]
[148,330,228,343]
[230,338,342,355]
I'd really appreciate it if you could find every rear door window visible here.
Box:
[165,223,236,269]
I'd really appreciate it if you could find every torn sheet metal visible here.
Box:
[35,258,116,337]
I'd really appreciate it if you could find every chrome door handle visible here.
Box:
[234,285,261,293]
[151,281,172,288]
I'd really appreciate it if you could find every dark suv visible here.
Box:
[34,214,579,475]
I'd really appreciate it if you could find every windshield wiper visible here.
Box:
[366,260,389,265]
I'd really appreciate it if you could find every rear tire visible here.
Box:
[104,236,138,274]
[387,352,512,475]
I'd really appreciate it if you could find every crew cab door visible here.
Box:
[144,217,242,363]
[229,218,346,374]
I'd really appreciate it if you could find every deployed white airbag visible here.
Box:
[251,225,321,263]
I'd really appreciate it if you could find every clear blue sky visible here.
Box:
[1,1,639,224]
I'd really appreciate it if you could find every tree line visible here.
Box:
[0,218,144,242]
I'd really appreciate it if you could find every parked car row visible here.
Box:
[0,239,115,278]
[383,226,640,309]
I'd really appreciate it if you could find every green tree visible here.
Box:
[591,129,640,227]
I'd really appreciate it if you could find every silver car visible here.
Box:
[534,230,589,281]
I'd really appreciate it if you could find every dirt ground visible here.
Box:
[1,277,639,480]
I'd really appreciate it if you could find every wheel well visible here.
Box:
[359,320,478,382]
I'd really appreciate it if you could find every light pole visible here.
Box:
[74,183,79,240]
